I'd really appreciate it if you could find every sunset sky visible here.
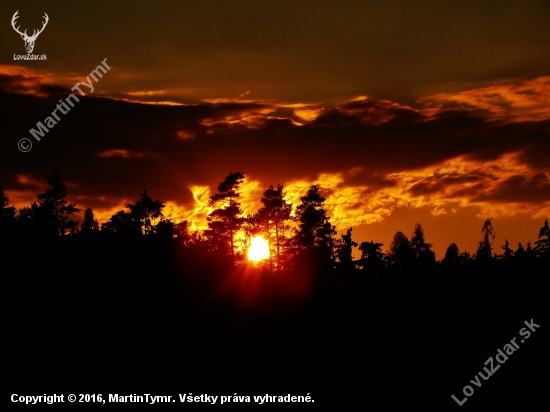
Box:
[1,0,549,258]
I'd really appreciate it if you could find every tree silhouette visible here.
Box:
[500,239,513,261]
[526,241,535,260]
[127,190,165,235]
[459,250,474,267]
[410,223,436,271]
[442,243,460,268]
[388,231,414,272]
[255,184,292,271]
[101,210,140,236]
[173,220,191,245]
[293,185,336,267]
[26,173,80,236]
[476,218,495,261]
[80,207,99,234]
[515,242,526,259]
[205,172,245,266]
[153,216,174,240]
[0,188,16,234]
[152,216,190,242]
[358,240,385,274]
[100,191,164,236]
[534,219,549,264]
[4,171,547,280]
[335,227,358,271]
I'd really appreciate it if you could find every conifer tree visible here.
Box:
[500,239,513,261]
[476,218,495,261]
[31,173,80,235]
[126,190,165,235]
[256,184,292,271]
[388,231,414,272]
[534,219,549,263]
[293,185,336,266]
[205,172,245,266]
[442,243,460,268]
[81,207,99,233]
[335,227,358,271]
[0,188,16,237]
[358,240,385,274]
[411,223,435,271]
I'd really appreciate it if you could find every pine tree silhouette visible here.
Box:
[205,172,245,266]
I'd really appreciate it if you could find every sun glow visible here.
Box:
[247,236,270,262]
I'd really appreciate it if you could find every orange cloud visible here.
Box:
[97,149,144,158]
[419,76,550,122]
[391,152,550,218]
[0,65,55,96]
[107,96,185,106]
[16,174,47,187]
[176,130,195,140]
[338,98,420,125]
[126,90,166,96]
[294,108,325,122]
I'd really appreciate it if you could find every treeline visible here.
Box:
[1,172,549,274]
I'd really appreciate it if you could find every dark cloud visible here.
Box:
[0,71,549,221]
[408,174,488,197]
[2,1,549,104]
[473,173,550,203]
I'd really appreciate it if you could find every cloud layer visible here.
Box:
[1,66,549,256]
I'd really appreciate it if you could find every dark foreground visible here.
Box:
[4,237,546,408]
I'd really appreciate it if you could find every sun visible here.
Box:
[247,236,270,262]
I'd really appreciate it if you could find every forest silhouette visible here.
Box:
[2,172,547,405]
[3,172,548,273]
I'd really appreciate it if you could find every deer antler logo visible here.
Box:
[11,11,49,54]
